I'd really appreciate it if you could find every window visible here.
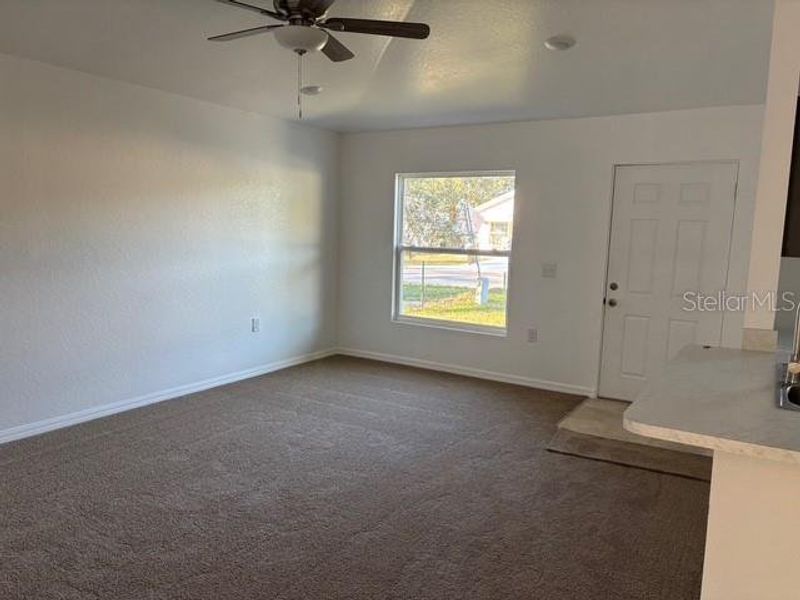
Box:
[490,222,511,249]
[393,171,516,333]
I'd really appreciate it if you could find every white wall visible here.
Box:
[338,106,764,395]
[0,52,768,438]
[746,0,800,333]
[0,54,339,438]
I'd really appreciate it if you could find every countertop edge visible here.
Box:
[623,415,800,466]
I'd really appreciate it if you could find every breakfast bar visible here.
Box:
[624,345,800,600]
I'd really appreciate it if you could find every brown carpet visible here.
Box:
[0,356,710,599]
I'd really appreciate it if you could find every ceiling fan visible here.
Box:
[209,0,431,62]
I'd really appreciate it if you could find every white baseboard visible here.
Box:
[335,347,595,397]
[1,346,593,446]
[0,348,336,446]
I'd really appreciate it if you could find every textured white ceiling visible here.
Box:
[0,0,774,132]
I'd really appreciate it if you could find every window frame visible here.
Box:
[391,170,516,336]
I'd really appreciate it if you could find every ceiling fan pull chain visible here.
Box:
[297,51,304,120]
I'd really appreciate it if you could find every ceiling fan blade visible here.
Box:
[208,24,283,42]
[297,0,337,17]
[215,0,283,20]
[321,18,430,40]
[321,32,354,62]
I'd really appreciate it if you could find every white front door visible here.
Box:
[599,162,738,401]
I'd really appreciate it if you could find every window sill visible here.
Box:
[392,315,508,338]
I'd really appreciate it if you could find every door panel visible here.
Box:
[627,219,658,293]
[667,318,698,361]
[620,316,650,377]
[599,162,738,401]
[671,220,707,294]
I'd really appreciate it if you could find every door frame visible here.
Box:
[594,159,741,399]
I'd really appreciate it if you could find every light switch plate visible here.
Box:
[541,262,558,278]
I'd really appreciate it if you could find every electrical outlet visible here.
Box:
[527,328,538,343]
[251,317,261,333]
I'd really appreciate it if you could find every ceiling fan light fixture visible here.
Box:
[273,25,329,53]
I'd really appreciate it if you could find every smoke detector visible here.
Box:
[544,34,576,51]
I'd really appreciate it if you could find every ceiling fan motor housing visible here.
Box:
[273,25,328,53]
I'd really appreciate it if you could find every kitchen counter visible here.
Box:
[624,345,800,463]
[623,345,800,600]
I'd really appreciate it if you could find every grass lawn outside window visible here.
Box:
[401,284,508,328]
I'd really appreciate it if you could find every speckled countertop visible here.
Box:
[624,345,800,464]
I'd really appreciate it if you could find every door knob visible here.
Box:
[607,298,618,307]
[609,282,618,291]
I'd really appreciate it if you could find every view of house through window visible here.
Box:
[394,172,516,331]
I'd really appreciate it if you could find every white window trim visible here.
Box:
[391,170,516,336]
